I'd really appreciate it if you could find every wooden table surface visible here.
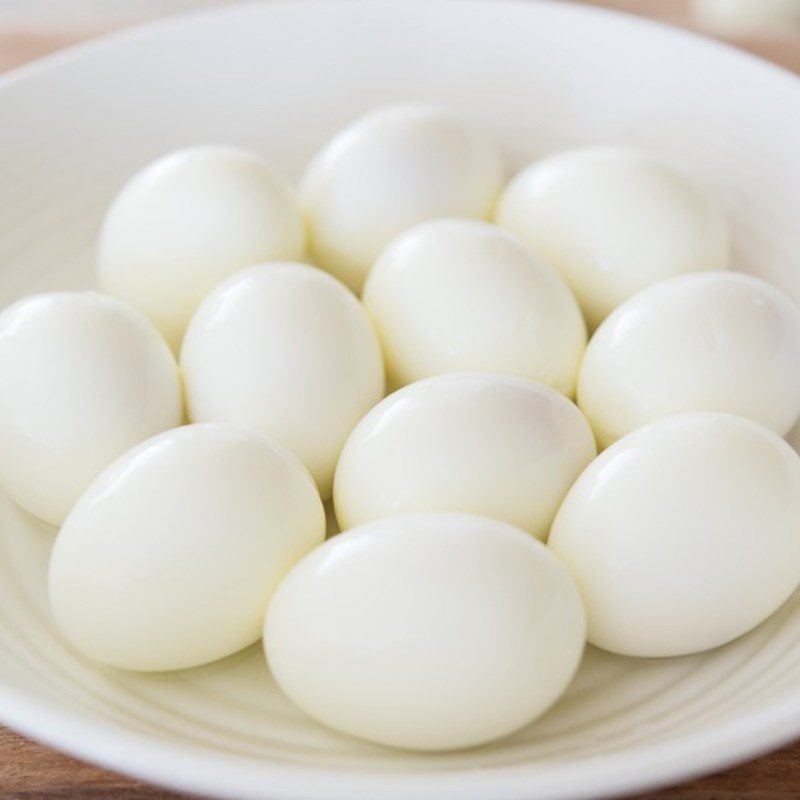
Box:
[1,2,799,798]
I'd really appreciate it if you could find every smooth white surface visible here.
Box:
[363,219,585,395]
[300,104,504,293]
[578,271,800,448]
[3,2,800,799]
[98,145,305,351]
[334,373,596,539]
[495,147,730,329]
[265,513,585,750]
[49,423,325,671]
[0,291,181,526]
[181,262,384,498]
[549,414,800,657]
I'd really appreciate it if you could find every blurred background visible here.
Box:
[0,0,799,74]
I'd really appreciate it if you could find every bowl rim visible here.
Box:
[2,671,800,800]
[3,0,800,92]
[1,1,800,798]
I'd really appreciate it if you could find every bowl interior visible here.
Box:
[2,2,800,799]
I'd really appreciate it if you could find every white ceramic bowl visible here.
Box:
[2,2,800,798]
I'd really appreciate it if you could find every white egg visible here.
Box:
[97,146,305,351]
[578,271,800,449]
[181,262,384,498]
[49,424,325,672]
[0,292,182,526]
[334,373,596,539]
[549,413,800,657]
[300,104,504,293]
[362,218,586,395]
[496,147,729,329]
[265,513,585,750]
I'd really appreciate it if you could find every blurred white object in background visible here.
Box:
[693,0,800,36]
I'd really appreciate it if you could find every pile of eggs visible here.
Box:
[3,104,800,752]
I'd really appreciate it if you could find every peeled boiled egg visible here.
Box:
[49,424,325,671]
[97,146,305,351]
[362,218,586,395]
[549,413,800,657]
[181,262,384,498]
[495,147,729,329]
[0,292,182,526]
[578,271,800,448]
[300,104,504,293]
[334,373,596,539]
[265,512,585,750]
